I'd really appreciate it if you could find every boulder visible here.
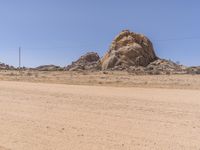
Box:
[65,52,101,71]
[101,30,157,70]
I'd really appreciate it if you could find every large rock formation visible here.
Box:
[65,52,101,71]
[101,30,157,70]
[64,30,198,75]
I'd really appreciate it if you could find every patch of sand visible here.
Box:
[0,81,200,149]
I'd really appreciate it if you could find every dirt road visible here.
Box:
[0,81,200,150]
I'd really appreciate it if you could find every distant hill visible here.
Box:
[35,65,64,71]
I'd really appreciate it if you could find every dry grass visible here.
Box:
[0,70,200,89]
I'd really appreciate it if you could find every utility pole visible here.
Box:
[19,47,21,71]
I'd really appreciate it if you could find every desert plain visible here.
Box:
[0,70,200,150]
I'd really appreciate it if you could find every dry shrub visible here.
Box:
[34,73,39,78]
[27,72,33,76]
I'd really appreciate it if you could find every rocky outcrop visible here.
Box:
[65,52,101,71]
[126,59,186,75]
[145,59,187,74]
[35,65,63,71]
[61,29,199,75]
[65,30,190,75]
[186,66,200,74]
[101,30,157,70]
[0,62,15,70]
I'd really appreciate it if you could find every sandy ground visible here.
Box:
[0,81,200,150]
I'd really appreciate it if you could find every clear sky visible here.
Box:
[0,0,199,67]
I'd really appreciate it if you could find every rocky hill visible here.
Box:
[66,30,196,74]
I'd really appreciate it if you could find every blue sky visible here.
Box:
[0,0,199,67]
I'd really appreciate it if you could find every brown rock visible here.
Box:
[65,52,101,71]
[101,30,157,70]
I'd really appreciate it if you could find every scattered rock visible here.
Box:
[127,59,187,75]
[101,30,157,70]
[145,59,187,75]
[186,66,200,74]
[65,52,101,71]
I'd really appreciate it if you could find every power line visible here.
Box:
[19,37,200,50]
[1,36,200,53]
[155,36,200,42]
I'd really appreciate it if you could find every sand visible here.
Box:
[0,80,200,149]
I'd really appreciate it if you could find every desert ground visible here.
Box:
[0,71,200,149]
[0,70,200,89]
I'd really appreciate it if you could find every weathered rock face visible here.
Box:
[65,52,101,71]
[101,30,157,70]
